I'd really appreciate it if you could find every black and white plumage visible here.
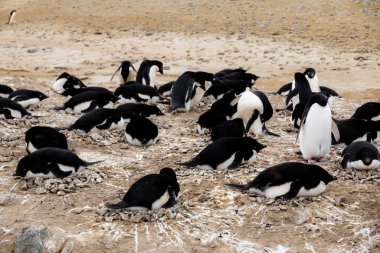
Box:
[158,81,175,97]
[170,71,216,112]
[289,73,313,128]
[7,10,16,25]
[114,83,160,104]
[179,137,266,170]
[341,141,380,170]
[69,108,124,133]
[332,118,380,146]
[220,72,259,89]
[197,109,227,134]
[61,87,111,97]
[215,68,247,78]
[111,60,137,85]
[53,72,86,94]
[25,126,68,153]
[0,84,14,98]
[203,80,249,102]
[60,91,118,113]
[125,115,158,148]
[106,168,180,210]
[0,98,31,119]
[116,103,164,122]
[136,60,163,88]
[210,118,245,142]
[210,91,240,120]
[8,89,48,108]
[14,148,102,178]
[227,162,336,200]
[298,93,337,162]
[351,102,380,121]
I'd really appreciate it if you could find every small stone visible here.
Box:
[304,223,320,232]
[20,181,28,191]
[61,241,75,253]
[131,213,143,223]
[57,191,66,196]
[334,196,346,206]
[27,47,39,53]
[34,177,44,186]
[71,208,83,214]
[35,187,47,195]
[165,209,176,219]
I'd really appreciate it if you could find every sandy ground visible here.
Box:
[0,0,379,252]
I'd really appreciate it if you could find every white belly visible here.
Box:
[53,78,67,94]
[27,141,39,153]
[190,87,205,107]
[216,153,236,170]
[151,190,170,210]
[9,108,23,118]
[298,181,326,197]
[110,118,125,130]
[16,98,40,108]
[347,159,380,170]
[264,182,292,199]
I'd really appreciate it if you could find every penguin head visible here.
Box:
[110,94,120,103]
[151,60,164,74]
[160,167,177,180]
[359,147,377,166]
[14,156,29,177]
[244,137,267,152]
[57,72,71,80]
[304,68,316,79]
[38,92,48,101]
[294,72,308,86]
[309,92,329,107]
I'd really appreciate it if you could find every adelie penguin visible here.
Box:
[170,71,216,112]
[0,84,14,98]
[8,89,48,108]
[58,91,118,113]
[179,137,266,170]
[298,93,339,163]
[116,103,164,122]
[136,60,163,88]
[53,72,86,94]
[289,73,313,128]
[7,10,16,25]
[215,68,247,78]
[332,118,379,145]
[227,162,336,200]
[351,102,380,121]
[69,108,124,133]
[125,115,158,148]
[341,141,380,170]
[210,91,240,120]
[0,98,31,119]
[114,83,160,104]
[61,87,111,98]
[158,81,175,97]
[25,126,68,153]
[111,60,137,85]
[106,168,180,210]
[220,72,259,89]
[210,118,245,142]
[197,109,227,134]
[204,79,249,102]
[14,147,102,179]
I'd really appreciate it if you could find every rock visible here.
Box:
[57,191,66,196]
[334,196,346,206]
[15,226,66,253]
[131,212,143,223]
[27,47,39,53]
[35,187,47,195]
[61,241,75,253]
[20,181,28,191]
[304,223,320,233]
[290,209,312,225]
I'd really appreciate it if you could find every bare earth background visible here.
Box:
[0,0,379,252]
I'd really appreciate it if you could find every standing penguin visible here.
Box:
[9,89,48,108]
[179,137,266,170]
[0,98,31,119]
[0,84,14,98]
[170,71,216,112]
[227,162,336,200]
[289,73,313,128]
[7,10,16,25]
[298,93,337,163]
[25,126,68,153]
[136,60,163,88]
[125,115,158,148]
[341,141,380,170]
[14,148,102,178]
[111,60,137,85]
[106,168,180,210]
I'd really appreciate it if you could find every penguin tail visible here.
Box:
[105,201,129,209]
[111,65,122,81]
[177,159,197,168]
[52,106,64,111]
[225,183,249,191]
[55,126,68,131]
[85,160,104,167]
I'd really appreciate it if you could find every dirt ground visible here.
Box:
[0,0,379,252]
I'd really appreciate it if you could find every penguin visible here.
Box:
[203,80,249,102]
[14,147,102,179]
[114,83,160,104]
[276,82,292,96]
[111,60,137,85]
[215,68,247,78]
[69,108,124,133]
[0,98,31,119]
[351,102,380,121]
[298,93,337,163]
[220,72,259,89]
[332,118,380,145]
[7,10,16,25]
[179,137,266,170]
[210,118,245,142]
[8,89,48,108]
[0,84,14,98]
[227,162,336,200]
[125,115,158,148]
[119,81,137,86]
[170,71,216,112]
[53,72,86,94]
[61,87,111,97]
[25,126,68,153]
[210,91,240,120]
[106,167,180,210]
[289,73,313,128]
[158,81,175,97]
[136,60,163,88]
[320,86,340,98]
[116,103,164,122]
[341,141,380,170]
[197,109,227,134]
[59,91,118,113]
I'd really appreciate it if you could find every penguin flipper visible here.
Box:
[81,101,98,113]
[177,159,197,168]
[2,109,14,119]
[47,163,73,178]
[111,65,122,81]
[105,201,130,209]
[275,180,303,200]
[331,119,340,143]
[225,183,249,191]
[228,152,243,169]
[285,88,298,106]
[161,190,177,208]
[96,119,113,130]
[246,110,259,133]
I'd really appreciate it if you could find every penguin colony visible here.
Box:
[2,58,379,212]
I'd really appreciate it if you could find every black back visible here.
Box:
[221,72,259,88]
[210,118,245,142]
[351,102,380,120]
[25,126,68,152]
[114,83,159,101]
[341,141,380,168]
[61,87,110,97]
[210,91,239,118]
[197,109,227,130]
[0,84,14,97]
[136,60,163,86]
[158,81,175,96]
[215,68,247,78]
[320,86,339,97]
[253,91,273,122]
[204,80,248,99]
[64,91,117,111]
[69,108,122,132]
[57,72,86,90]
[116,103,164,120]
[121,61,136,82]
[0,98,30,118]
[125,115,158,145]
[9,89,48,102]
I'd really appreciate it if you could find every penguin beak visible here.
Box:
[159,68,164,75]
